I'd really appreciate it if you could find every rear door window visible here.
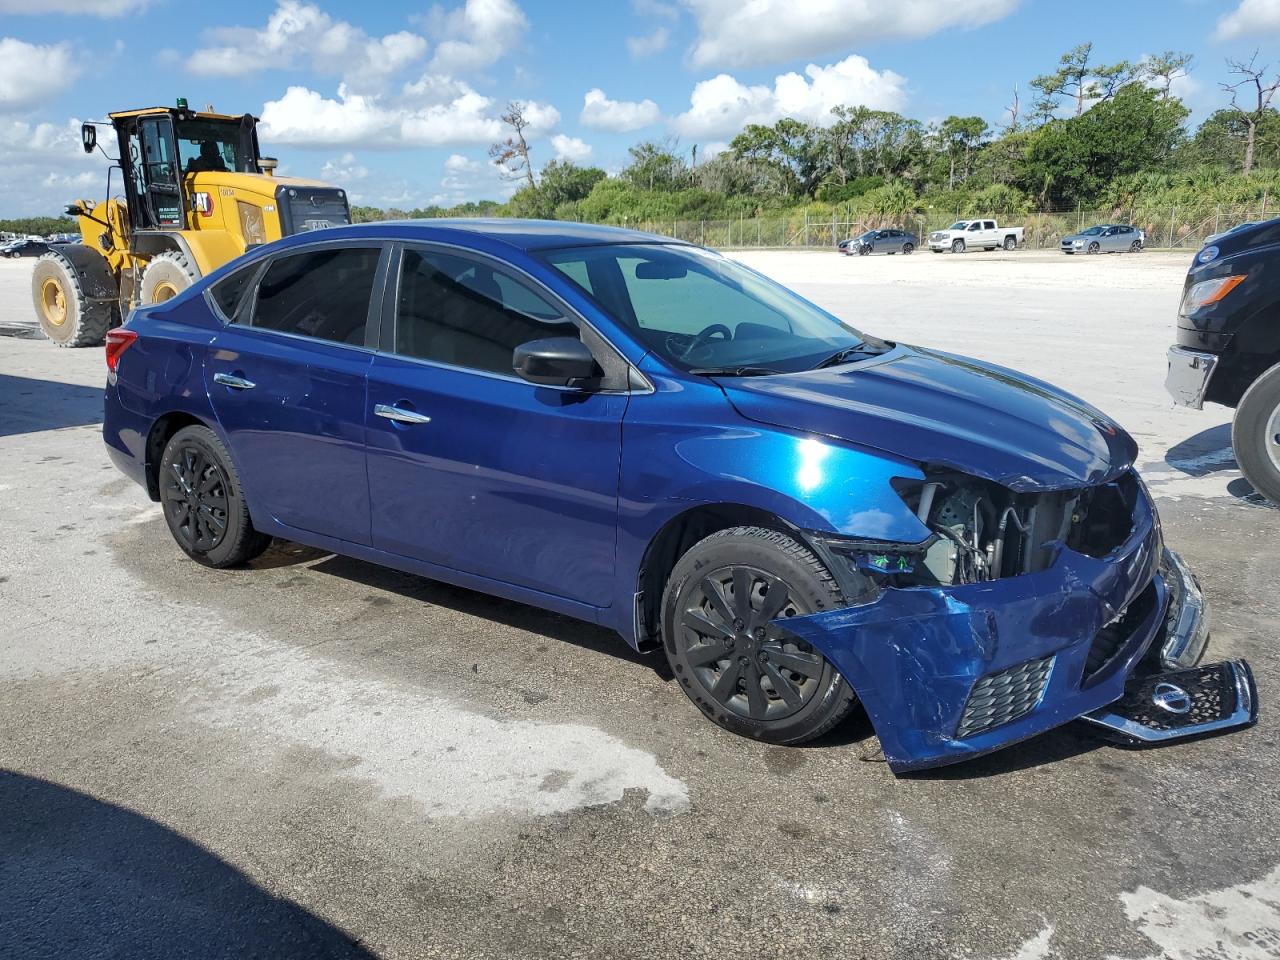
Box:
[250,246,381,346]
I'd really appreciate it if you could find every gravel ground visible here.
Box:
[1,248,1278,960]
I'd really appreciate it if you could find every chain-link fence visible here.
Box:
[634,202,1275,251]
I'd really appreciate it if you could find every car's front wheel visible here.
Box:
[159,425,271,567]
[1233,363,1280,504]
[1088,241,1100,254]
[661,526,858,744]
[951,239,965,254]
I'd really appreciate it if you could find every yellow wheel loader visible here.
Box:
[33,100,350,346]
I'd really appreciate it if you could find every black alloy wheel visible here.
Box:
[1088,241,1100,254]
[161,442,230,554]
[680,564,823,722]
[662,526,857,744]
[903,242,914,254]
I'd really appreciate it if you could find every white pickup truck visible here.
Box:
[928,219,1025,253]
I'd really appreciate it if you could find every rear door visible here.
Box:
[364,244,628,606]
[205,242,388,545]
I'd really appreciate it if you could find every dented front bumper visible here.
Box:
[778,491,1255,773]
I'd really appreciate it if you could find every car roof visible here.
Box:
[297,218,686,253]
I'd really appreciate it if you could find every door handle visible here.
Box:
[374,403,431,425]
[213,372,256,390]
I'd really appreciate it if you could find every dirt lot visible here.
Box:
[1,248,1277,960]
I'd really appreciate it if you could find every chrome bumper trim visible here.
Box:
[1165,345,1218,410]
[1159,548,1210,670]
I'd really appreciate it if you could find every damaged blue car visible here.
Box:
[102,220,1257,773]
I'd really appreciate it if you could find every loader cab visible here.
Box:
[111,107,263,234]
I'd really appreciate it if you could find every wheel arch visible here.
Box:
[143,411,214,501]
[631,502,851,652]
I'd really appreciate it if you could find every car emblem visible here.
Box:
[1151,682,1192,715]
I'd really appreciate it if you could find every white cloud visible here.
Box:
[0,0,148,13]
[1215,0,1280,40]
[580,88,662,132]
[0,38,80,113]
[550,134,593,162]
[425,0,529,74]
[682,0,1019,69]
[319,152,369,181]
[444,153,482,174]
[0,118,107,215]
[671,54,907,139]
[259,82,558,149]
[627,26,670,58]
[187,1,427,92]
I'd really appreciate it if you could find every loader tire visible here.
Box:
[140,251,199,305]
[32,251,112,347]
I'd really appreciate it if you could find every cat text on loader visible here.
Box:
[33,100,350,346]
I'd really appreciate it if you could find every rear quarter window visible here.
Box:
[209,264,259,322]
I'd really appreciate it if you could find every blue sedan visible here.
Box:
[102,220,1255,772]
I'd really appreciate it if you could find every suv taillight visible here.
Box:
[105,328,138,372]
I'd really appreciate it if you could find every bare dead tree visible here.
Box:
[489,101,537,190]
[1004,85,1020,132]
[1221,52,1280,175]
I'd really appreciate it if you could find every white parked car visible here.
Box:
[928,219,1024,253]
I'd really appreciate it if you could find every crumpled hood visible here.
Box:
[719,345,1137,491]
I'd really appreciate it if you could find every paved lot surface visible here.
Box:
[1,250,1278,960]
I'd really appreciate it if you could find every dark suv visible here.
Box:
[1166,218,1280,501]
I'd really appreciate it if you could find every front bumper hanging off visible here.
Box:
[775,492,1257,773]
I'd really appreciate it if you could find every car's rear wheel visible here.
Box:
[903,242,914,254]
[159,425,271,568]
[1003,236,1016,251]
[1130,240,1142,253]
[951,239,965,254]
[1233,362,1280,504]
[661,526,858,744]
[1087,241,1100,254]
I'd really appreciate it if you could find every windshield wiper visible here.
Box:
[688,365,781,377]
[813,342,874,369]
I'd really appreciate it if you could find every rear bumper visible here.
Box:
[1165,345,1219,409]
[775,487,1252,772]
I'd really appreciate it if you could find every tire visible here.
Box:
[1003,236,1016,251]
[903,242,914,254]
[1130,240,1142,253]
[951,239,965,254]
[661,526,858,744]
[140,250,199,305]
[1087,241,1100,254]
[159,425,271,568]
[1232,363,1280,504]
[31,250,113,347]
[858,245,869,256]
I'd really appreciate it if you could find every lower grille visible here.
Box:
[956,656,1055,738]
[1105,662,1242,733]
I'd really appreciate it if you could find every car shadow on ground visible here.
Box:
[247,542,1123,774]
[1163,422,1274,508]
[0,373,103,439]
[250,541,673,680]
[0,769,376,959]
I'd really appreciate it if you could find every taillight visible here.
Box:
[105,328,138,372]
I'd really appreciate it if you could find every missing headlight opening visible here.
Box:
[869,471,1140,588]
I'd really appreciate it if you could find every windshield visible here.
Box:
[1080,226,1105,236]
[538,243,868,373]
[948,221,968,230]
[174,119,255,175]
[860,230,877,239]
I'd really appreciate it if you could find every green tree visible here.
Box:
[936,116,989,189]
[728,119,825,198]
[508,161,607,219]
[1032,43,1133,119]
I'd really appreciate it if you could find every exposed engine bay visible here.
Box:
[854,471,1140,588]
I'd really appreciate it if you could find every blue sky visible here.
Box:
[0,0,1277,215]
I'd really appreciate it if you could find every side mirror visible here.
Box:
[81,122,96,155]
[65,203,85,217]
[513,337,600,388]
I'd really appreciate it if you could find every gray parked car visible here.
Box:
[842,228,918,256]
[1060,224,1144,254]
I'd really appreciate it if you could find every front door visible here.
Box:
[365,245,626,607]
[205,243,386,545]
